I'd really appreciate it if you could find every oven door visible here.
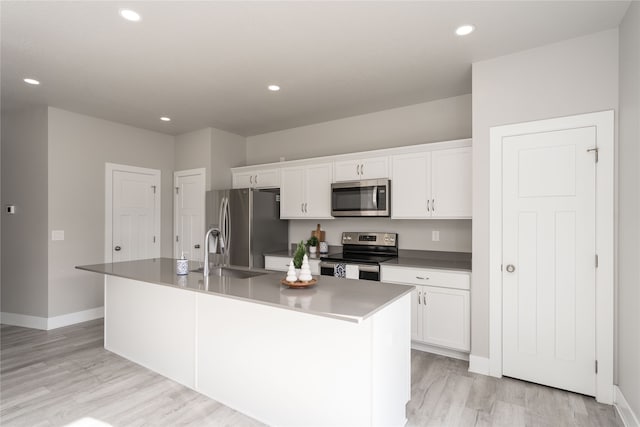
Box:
[319,262,380,281]
[331,179,390,217]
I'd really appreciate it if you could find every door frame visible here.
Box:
[173,168,206,259]
[488,110,614,404]
[105,163,162,263]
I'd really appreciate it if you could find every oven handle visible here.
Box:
[319,261,380,273]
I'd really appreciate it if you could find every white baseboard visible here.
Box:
[615,385,640,427]
[468,354,491,375]
[1,307,104,330]
[411,341,469,361]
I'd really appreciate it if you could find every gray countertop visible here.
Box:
[76,258,413,324]
[264,249,472,272]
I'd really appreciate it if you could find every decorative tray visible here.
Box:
[280,278,318,288]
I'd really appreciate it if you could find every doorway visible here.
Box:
[488,111,614,403]
[105,163,161,263]
[173,168,206,261]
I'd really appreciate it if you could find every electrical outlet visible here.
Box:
[432,230,440,241]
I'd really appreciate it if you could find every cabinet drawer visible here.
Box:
[381,265,470,290]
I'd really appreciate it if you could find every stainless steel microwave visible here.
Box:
[331,179,390,217]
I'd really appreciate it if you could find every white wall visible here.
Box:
[47,108,175,317]
[1,107,49,318]
[175,128,212,190]
[471,30,619,358]
[247,95,472,252]
[617,1,640,418]
[246,94,471,165]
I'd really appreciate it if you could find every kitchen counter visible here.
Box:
[384,250,472,271]
[77,257,413,323]
[77,257,412,426]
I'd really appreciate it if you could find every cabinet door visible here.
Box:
[411,287,422,341]
[232,172,254,189]
[304,163,334,219]
[422,286,470,351]
[391,153,430,218]
[360,156,389,180]
[255,169,280,189]
[280,167,306,218]
[431,147,471,218]
[333,159,361,182]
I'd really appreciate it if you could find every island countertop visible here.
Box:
[77,257,413,323]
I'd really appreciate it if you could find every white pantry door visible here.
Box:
[110,166,161,263]
[502,126,597,396]
[174,169,205,261]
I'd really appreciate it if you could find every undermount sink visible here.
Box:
[191,266,267,279]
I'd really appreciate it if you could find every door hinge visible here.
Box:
[587,147,599,163]
[151,185,156,194]
[595,254,599,268]
[175,186,179,195]
[595,360,598,374]
[153,236,156,243]
[176,235,179,242]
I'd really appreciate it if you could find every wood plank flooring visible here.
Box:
[1,319,622,426]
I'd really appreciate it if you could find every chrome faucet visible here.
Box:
[203,227,221,276]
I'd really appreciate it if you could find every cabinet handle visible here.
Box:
[304,202,308,213]
[416,276,429,280]
[301,203,304,213]
[432,198,435,212]
[249,175,253,184]
[255,175,258,185]
[356,164,361,175]
[423,293,427,305]
[418,291,421,305]
[426,199,430,212]
[361,164,364,175]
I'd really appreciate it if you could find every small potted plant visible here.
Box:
[293,240,306,269]
[306,235,319,254]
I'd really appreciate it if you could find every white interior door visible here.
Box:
[110,166,161,262]
[502,127,596,396]
[174,169,205,261]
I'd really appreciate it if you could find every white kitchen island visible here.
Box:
[77,258,413,427]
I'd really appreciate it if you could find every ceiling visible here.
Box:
[1,1,630,137]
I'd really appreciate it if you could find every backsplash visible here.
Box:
[289,218,472,252]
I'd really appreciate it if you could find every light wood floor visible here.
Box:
[1,319,622,427]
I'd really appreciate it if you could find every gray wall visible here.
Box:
[210,127,246,190]
[246,94,471,165]
[471,30,619,358]
[617,1,640,417]
[247,95,473,252]
[175,128,212,190]
[1,107,49,317]
[47,107,175,316]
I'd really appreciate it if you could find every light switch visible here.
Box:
[52,230,65,241]
[432,230,440,242]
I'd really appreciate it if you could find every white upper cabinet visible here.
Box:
[391,146,471,219]
[333,156,389,182]
[232,169,280,189]
[280,163,333,219]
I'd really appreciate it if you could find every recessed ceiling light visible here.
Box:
[455,25,475,36]
[160,117,171,122]
[23,78,40,85]
[119,9,141,22]
[268,85,281,92]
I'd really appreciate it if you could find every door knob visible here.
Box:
[114,246,122,251]
[506,264,516,273]
[194,244,201,249]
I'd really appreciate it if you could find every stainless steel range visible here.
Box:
[319,232,398,281]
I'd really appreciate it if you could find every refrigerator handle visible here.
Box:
[224,196,231,265]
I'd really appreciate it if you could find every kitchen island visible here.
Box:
[77,258,413,427]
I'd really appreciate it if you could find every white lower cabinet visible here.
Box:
[382,265,470,352]
[264,255,320,275]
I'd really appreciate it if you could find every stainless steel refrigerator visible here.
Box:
[206,188,289,269]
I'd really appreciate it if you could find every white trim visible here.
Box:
[47,307,104,330]
[468,354,490,375]
[0,312,48,330]
[105,163,161,264]
[1,307,104,330]
[615,386,640,427]
[411,341,469,361]
[173,168,206,259]
[488,110,615,403]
